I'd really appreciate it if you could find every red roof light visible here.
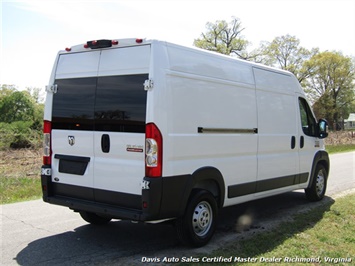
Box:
[136,38,143,44]
[112,40,119,45]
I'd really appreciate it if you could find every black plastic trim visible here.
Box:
[54,154,90,175]
[41,167,225,221]
[191,167,225,208]
[228,173,309,198]
[198,127,258,134]
[142,175,192,220]
[87,39,112,49]
[46,196,143,221]
[54,154,90,162]
[51,183,141,210]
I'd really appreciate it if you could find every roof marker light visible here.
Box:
[112,40,119,45]
[136,38,143,44]
[65,47,71,52]
[84,44,89,48]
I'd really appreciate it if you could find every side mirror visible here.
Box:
[318,119,328,139]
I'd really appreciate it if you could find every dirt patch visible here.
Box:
[0,149,42,178]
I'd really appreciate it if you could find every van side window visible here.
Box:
[298,98,316,136]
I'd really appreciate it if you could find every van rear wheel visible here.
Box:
[305,164,327,201]
[79,211,112,225]
[176,190,218,247]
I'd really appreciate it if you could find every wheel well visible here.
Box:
[319,160,330,176]
[191,167,225,208]
[308,151,330,189]
[192,179,219,197]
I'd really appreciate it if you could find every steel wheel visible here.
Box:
[192,201,213,237]
[305,164,327,201]
[176,190,218,247]
[315,169,325,197]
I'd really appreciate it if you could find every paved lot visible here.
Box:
[1,152,354,265]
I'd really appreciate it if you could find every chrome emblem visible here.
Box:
[68,136,75,146]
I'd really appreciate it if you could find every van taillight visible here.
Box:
[43,120,52,165]
[145,123,163,178]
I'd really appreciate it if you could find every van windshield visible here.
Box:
[52,74,148,133]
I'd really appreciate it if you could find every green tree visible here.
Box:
[26,87,44,104]
[0,86,43,149]
[26,87,44,130]
[194,17,259,60]
[0,84,17,99]
[260,35,319,83]
[0,90,35,123]
[304,51,355,130]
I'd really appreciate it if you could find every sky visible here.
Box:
[1,0,355,90]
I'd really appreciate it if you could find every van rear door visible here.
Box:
[51,45,150,203]
[93,46,150,201]
[51,51,100,199]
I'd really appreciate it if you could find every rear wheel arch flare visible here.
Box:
[191,167,225,208]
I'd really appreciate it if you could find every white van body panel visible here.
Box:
[56,51,101,79]
[99,46,150,76]
[93,132,145,194]
[254,68,299,184]
[51,129,94,188]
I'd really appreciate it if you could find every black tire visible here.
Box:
[176,190,218,247]
[305,164,327,201]
[79,211,112,225]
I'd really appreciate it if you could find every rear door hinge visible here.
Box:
[46,84,58,94]
[143,79,153,91]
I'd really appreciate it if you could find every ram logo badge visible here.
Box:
[68,136,75,146]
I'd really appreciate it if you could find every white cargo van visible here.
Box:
[41,38,329,247]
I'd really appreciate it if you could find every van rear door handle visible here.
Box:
[101,134,110,153]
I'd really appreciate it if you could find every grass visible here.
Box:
[241,195,354,264]
[0,148,42,204]
[326,143,355,154]
[184,194,355,266]
[0,176,41,204]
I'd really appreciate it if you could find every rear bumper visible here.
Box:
[43,194,144,221]
[41,165,192,222]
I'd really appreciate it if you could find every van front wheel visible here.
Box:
[305,164,327,201]
[79,211,112,225]
[176,190,218,247]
